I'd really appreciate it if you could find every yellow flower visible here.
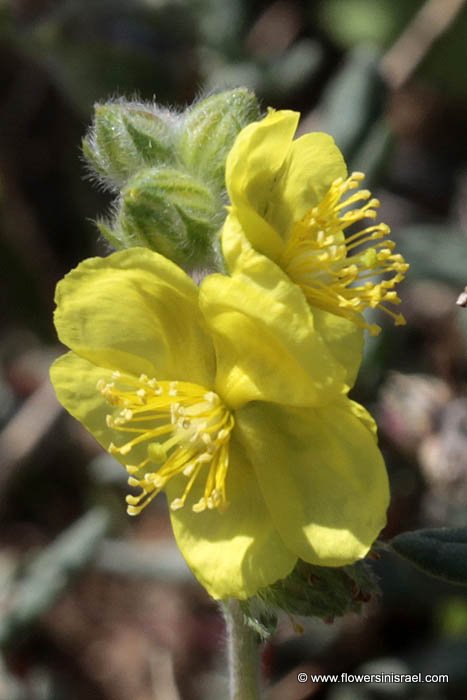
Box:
[224,109,409,335]
[50,247,389,599]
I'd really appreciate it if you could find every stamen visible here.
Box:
[280,172,409,335]
[98,374,234,516]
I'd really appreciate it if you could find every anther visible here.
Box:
[170,498,184,511]
[204,391,219,405]
[192,498,206,513]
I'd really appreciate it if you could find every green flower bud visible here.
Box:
[83,101,179,190]
[101,167,222,269]
[85,90,261,267]
[178,88,261,189]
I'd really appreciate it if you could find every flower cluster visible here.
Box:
[51,104,407,601]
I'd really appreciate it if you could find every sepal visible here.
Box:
[243,559,380,631]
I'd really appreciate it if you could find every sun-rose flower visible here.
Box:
[224,109,409,335]
[50,247,389,599]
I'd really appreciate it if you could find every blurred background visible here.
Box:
[1,0,467,698]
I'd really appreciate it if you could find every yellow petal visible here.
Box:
[167,438,296,599]
[221,211,255,277]
[347,398,378,439]
[312,308,363,392]
[225,110,300,261]
[226,109,299,206]
[51,353,157,471]
[54,247,215,387]
[268,132,347,235]
[237,399,389,566]
[208,218,355,408]
[50,352,123,456]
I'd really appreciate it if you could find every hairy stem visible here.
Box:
[224,599,262,700]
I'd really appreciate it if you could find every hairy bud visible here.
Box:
[83,101,178,190]
[179,88,260,189]
[100,167,222,268]
[84,89,261,269]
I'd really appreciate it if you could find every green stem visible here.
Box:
[224,599,262,700]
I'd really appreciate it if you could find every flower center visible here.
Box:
[280,172,409,335]
[97,372,234,516]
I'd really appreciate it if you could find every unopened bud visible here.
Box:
[178,88,260,189]
[83,101,178,190]
[103,167,222,268]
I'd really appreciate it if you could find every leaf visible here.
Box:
[390,528,467,584]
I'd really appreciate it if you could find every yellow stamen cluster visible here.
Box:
[97,372,234,516]
[281,172,409,335]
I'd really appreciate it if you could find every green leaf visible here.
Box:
[390,528,467,584]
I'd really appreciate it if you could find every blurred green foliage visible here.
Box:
[5,0,197,112]
[438,597,467,638]
[318,0,467,97]
[318,0,421,47]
